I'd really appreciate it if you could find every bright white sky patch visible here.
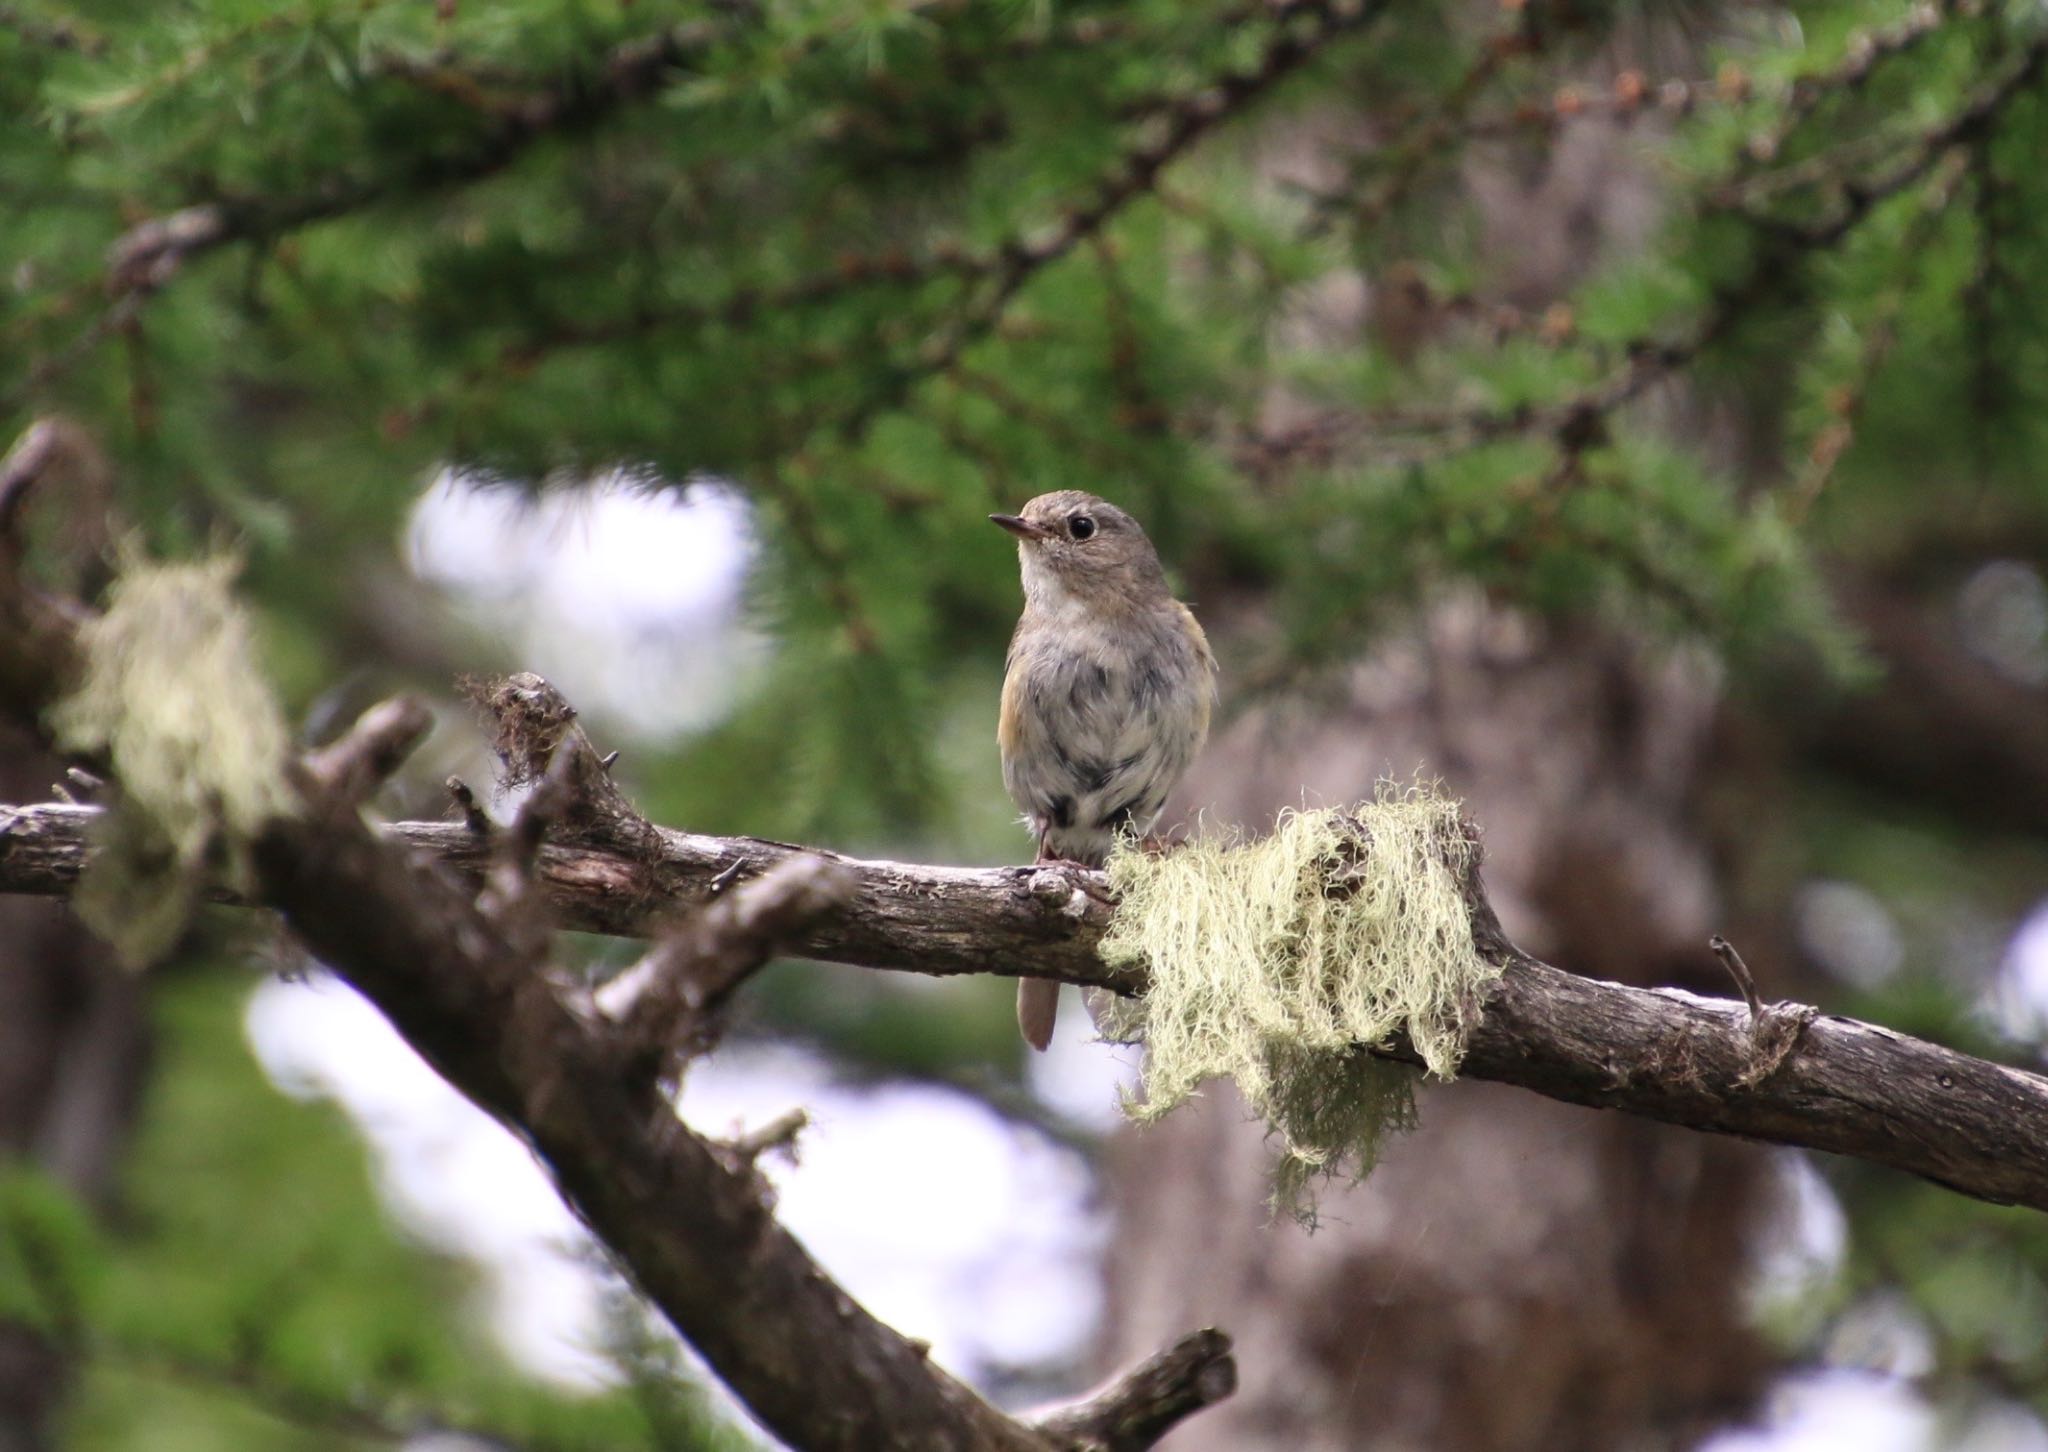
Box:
[1026,988,1144,1133]
[1700,1370,1936,1452]
[1698,1370,2048,1452]
[245,975,1103,1394]
[405,471,758,738]
[1983,902,2048,1044]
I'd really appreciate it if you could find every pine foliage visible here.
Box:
[8,0,2048,1439]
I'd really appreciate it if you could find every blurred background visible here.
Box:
[3,0,2048,1448]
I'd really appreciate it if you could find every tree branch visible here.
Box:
[0,563,1231,1452]
[1035,1329,1237,1452]
[301,695,434,805]
[598,853,860,1075]
[6,794,2048,1213]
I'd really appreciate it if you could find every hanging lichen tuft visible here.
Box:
[49,552,295,966]
[1093,785,1501,1220]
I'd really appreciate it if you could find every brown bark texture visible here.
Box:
[7,750,2048,1211]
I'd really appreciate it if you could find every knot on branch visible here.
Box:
[1708,934,1819,1088]
[463,671,653,850]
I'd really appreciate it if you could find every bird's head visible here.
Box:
[990,490,1167,614]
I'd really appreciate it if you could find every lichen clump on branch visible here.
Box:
[1094,790,1500,1217]
[51,554,294,966]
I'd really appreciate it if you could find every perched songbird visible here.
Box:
[992,491,1215,1050]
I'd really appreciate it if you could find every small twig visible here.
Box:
[729,1107,809,1165]
[446,775,491,835]
[302,696,434,806]
[1036,1328,1238,1452]
[1708,934,1763,1019]
[1709,933,1817,1088]
[0,418,111,554]
[0,421,65,537]
[105,205,231,297]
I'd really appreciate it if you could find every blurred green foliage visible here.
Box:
[1,966,738,1449]
[6,0,2048,1444]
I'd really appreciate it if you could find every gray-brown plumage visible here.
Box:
[992,491,1215,1050]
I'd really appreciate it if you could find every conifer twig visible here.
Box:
[833,0,1397,445]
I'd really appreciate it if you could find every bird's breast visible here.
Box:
[999,608,1209,847]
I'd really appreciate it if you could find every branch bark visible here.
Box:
[5,798,2048,1213]
[1034,1330,1237,1452]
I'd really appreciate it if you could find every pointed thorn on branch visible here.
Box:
[708,856,748,896]
[447,775,491,835]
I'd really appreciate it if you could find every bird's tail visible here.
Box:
[1017,978,1059,1052]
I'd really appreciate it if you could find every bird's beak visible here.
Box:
[989,513,1047,541]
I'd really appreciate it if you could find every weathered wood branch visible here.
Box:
[1034,1329,1237,1452]
[7,796,2048,1212]
[237,798,1062,1451]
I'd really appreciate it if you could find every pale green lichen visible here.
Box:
[49,552,295,966]
[1093,787,1500,1219]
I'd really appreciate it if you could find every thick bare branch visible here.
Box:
[6,798,2048,1213]
[241,796,1059,1451]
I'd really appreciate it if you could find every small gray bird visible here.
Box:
[992,491,1215,1050]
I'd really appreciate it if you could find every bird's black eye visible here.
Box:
[1068,515,1096,541]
